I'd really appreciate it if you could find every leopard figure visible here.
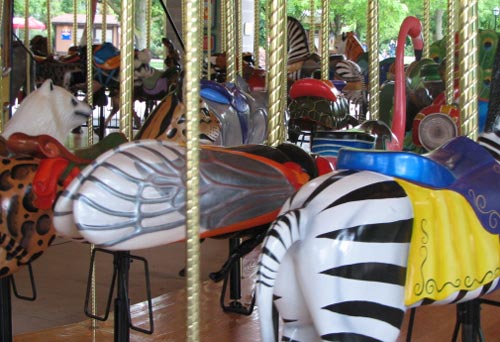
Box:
[0,155,57,278]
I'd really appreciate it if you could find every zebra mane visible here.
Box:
[287,16,311,65]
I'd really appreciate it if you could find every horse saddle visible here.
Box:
[200,80,251,143]
[200,80,249,112]
[93,43,120,71]
[337,136,500,233]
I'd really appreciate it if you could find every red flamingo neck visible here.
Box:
[392,16,424,150]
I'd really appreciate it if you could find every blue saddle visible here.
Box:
[337,136,500,233]
[200,80,250,143]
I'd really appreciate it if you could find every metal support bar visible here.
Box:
[114,251,131,342]
[0,277,12,342]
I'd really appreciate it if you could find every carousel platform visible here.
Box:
[12,260,500,342]
[14,280,263,342]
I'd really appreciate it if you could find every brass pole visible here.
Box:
[367,0,379,120]
[458,0,478,139]
[320,0,329,80]
[86,0,94,145]
[146,0,151,49]
[253,0,260,65]
[267,0,286,146]
[206,0,212,77]
[119,0,134,140]
[24,0,30,95]
[46,0,52,55]
[183,0,202,339]
[279,0,287,142]
[445,0,456,105]
[225,0,236,83]
[237,0,243,77]
[85,0,96,330]
[101,0,107,43]
[73,0,78,47]
[309,0,315,52]
[423,0,430,58]
[220,0,227,52]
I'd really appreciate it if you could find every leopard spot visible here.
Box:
[29,251,44,263]
[0,267,10,277]
[20,222,35,247]
[0,170,13,191]
[23,185,39,213]
[36,215,52,236]
[11,163,37,181]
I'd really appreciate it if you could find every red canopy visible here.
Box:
[12,16,46,30]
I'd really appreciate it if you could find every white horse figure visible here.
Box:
[2,79,92,143]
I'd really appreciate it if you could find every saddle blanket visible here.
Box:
[397,178,500,306]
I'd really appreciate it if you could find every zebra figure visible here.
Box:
[256,24,500,342]
[257,127,500,342]
[333,59,368,120]
[287,16,316,81]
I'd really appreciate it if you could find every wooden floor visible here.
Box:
[14,265,500,342]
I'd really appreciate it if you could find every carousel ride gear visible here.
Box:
[256,15,500,342]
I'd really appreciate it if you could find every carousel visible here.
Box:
[0,0,499,341]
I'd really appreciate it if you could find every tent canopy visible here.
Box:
[12,16,46,30]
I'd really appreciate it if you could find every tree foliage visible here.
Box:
[12,0,500,58]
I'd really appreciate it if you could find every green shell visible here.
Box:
[288,96,351,130]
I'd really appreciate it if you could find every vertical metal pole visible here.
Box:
[85,0,96,333]
[279,1,287,142]
[445,0,456,105]
[24,0,30,94]
[46,0,52,55]
[101,0,107,43]
[0,278,12,342]
[184,0,202,340]
[146,0,151,49]
[86,0,94,146]
[367,0,379,120]
[423,0,430,58]
[119,0,134,140]
[113,252,131,342]
[73,0,78,47]
[220,0,227,52]
[225,0,236,83]
[320,0,329,80]
[459,0,478,140]
[253,0,260,65]
[207,0,212,77]
[309,0,315,52]
[237,0,243,77]
[267,0,286,147]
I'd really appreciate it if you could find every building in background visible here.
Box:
[51,14,119,55]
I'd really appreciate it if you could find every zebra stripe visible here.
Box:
[287,17,310,66]
[257,170,414,342]
[258,133,500,341]
[478,132,500,161]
